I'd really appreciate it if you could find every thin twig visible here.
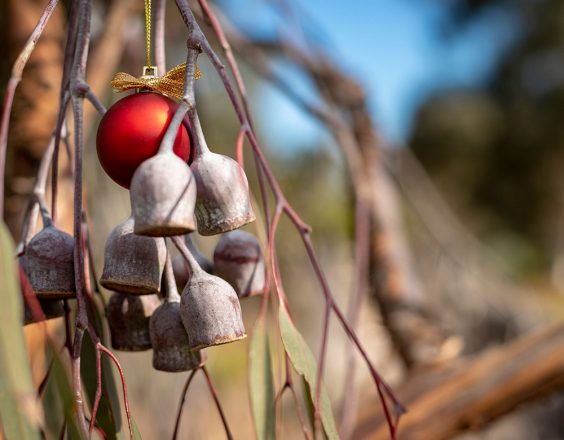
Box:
[183,3,403,436]
[89,343,102,433]
[201,366,234,440]
[69,0,92,434]
[52,0,79,221]
[340,201,371,440]
[172,368,199,440]
[98,344,134,439]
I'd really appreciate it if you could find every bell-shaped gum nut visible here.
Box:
[191,151,255,236]
[130,153,197,237]
[180,271,246,350]
[100,216,166,295]
[107,292,160,351]
[23,225,75,299]
[214,230,266,298]
[150,299,205,372]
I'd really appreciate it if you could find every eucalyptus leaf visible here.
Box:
[249,314,275,440]
[0,222,41,439]
[82,293,123,439]
[132,416,142,440]
[278,304,339,440]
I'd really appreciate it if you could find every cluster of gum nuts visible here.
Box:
[20,90,267,373]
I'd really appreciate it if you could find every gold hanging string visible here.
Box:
[111,63,202,99]
[145,0,152,67]
[109,0,202,97]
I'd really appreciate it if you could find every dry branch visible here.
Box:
[212,18,451,369]
[354,323,564,440]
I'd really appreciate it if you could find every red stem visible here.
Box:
[89,346,102,433]
[172,368,199,440]
[98,344,134,440]
[202,366,234,440]
[177,1,403,437]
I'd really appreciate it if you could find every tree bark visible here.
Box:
[354,323,564,440]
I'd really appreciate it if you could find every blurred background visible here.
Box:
[3,0,564,438]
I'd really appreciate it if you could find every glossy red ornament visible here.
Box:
[96,92,192,188]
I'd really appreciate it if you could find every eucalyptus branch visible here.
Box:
[52,0,79,220]
[173,1,402,437]
[69,0,91,425]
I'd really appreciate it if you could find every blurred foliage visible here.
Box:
[410,0,564,275]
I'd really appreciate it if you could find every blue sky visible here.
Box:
[219,0,521,152]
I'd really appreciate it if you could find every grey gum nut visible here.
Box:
[23,226,75,299]
[100,216,166,295]
[180,271,246,350]
[191,151,255,236]
[214,230,266,298]
[150,299,204,372]
[107,292,161,351]
[130,153,197,237]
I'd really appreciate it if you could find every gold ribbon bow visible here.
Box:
[110,63,201,100]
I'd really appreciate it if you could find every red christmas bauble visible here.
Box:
[96,92,192,189]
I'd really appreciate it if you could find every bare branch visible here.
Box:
[354,323,564,440]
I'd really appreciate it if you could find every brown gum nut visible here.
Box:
[107,292,161,351]
[213,230,266,298]
[23,299,64,326]
[150,299,205,372]
[100,216,166,295]
[130,153,197,237]
[180,271,246,350]
[23,226,75,299]
[191,151,255,236]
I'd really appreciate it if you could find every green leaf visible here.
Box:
[82,332,120,439]
[41,360,64,438]
[0,222,41,439]
[278,304,339,440]
[50,350,82,439]
[249,313,275,440]
[132,417,142,440]
[82,294,123,439]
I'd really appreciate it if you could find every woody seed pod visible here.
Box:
[23,225,75,299]
[100,216,166,294]
[150,251,204,372]
[107,292,160,351]
[178,241,246,350]
[191,151,255,236]
[150,299,204,372]
[130,153,197,237]
[214,230,265,298]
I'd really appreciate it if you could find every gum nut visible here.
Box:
[150,300,205,372]
[214,230,265,298]
[24,226,75,299]
[180,271,246,350]
[107,292,161,351]
[100,216,166,294]
[130,153,197,237]
[191,152,255,236]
